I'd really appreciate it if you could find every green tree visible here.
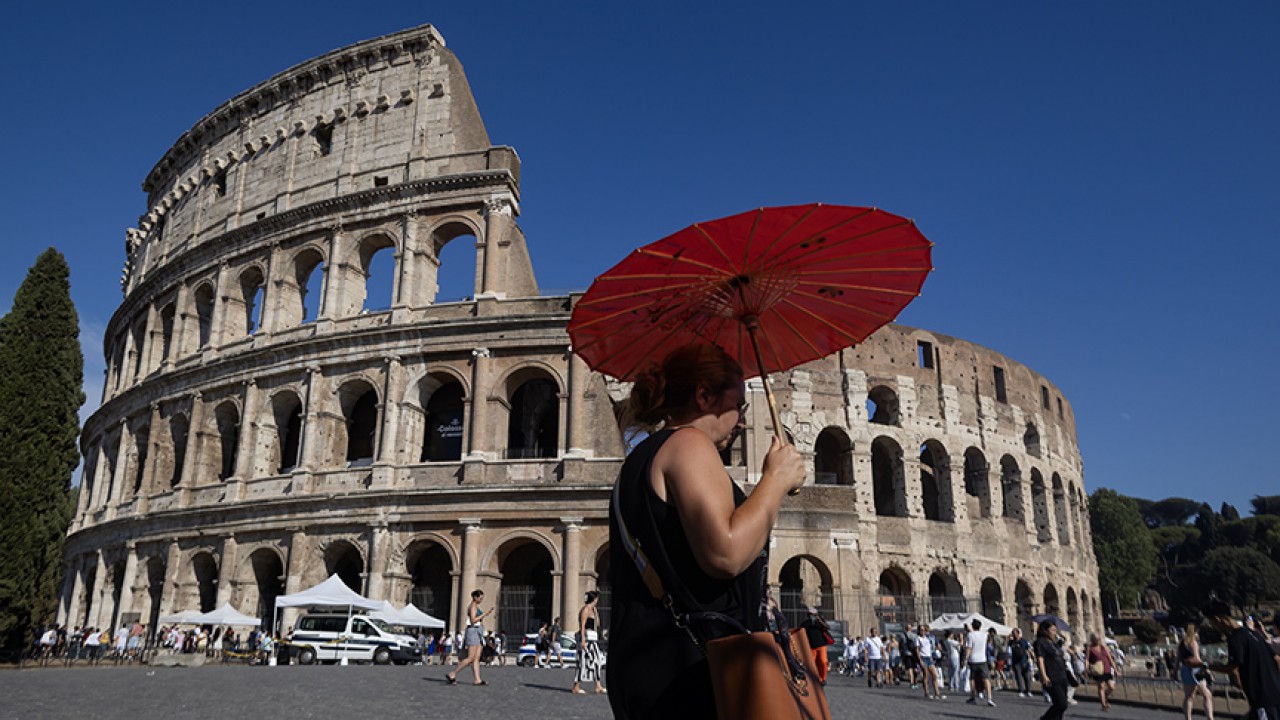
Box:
[1178,547,1280,614]
[1221,503,1241,522]
[1194,503,1222,554]
[0,249,84,652]
[1252,495,1280,517]
[1090,488,1157,615]
[1142,497,1201,528]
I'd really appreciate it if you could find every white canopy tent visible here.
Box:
[397,603,446,629]
[368,600,411,625]
[193,603,262,626]
[928,612,1014,636]
[272,574,383,662]
[157,609,204,624]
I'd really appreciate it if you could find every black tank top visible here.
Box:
[607,429,768,719]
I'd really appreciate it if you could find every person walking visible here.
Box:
[1177,623,1214,720]
[1086,633,1117,710]
[917,623,945,700]
[964,619,995,707]
[1204,600,1280,720]
[864,629,886,687]
[1008,627,1035,697]
[800,608,833,684]
[1035,621,1070,720]
[571,590,607,695]
[605,343,806,720]
[944,630,963,691]
[446,589,491,686]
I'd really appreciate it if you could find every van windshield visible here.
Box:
[368,618,396,633]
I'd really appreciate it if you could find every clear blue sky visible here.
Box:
[1,2,1276,512]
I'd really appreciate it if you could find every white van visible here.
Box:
[291,614,422,665]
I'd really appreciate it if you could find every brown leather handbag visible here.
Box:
[705,620,832,720]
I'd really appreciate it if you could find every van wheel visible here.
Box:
[297,647,316,665]
[373,647,391,665]
[518,656,534,667]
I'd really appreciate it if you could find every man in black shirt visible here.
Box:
[1204,600,1280,720]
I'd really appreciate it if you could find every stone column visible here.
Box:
[116,543,140,622]
[280,529,307,632]
[137,402,164,513]
[477,196,514,298]
[465,348,490,458]
[297,366,324,473]
[259,242,283,335]
[367,524,390,599]
[207,261,233,349]
[89,551,108,629]
[177,392,205,505]
[318,228,344,324]
[168,282,191,367]
[560,518,582,633]
[230,379,260,496]
[64,558,86,627]
[57,557,77,626]
[564,349,590,457]
[375,356,402,465]
[456,519,481,633]
[159,542,182,618]
[216,535,239,607]
[109,419,133,511]
[141,303,161,377]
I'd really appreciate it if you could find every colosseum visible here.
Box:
[58,24,1100,643]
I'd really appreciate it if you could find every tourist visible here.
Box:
[917,623,944,700]
[548,617,564,668]
[1035,620,1070,720]
[800,608,832,684]
[944,630,963,691]
[1203,600,1280,720]
[571,590,606,695]
[887,634,901,684]
[1177,623,1214,720]
[605,343,805,720]
[964,618,995,707]
[446,588,490,686]
[1008,627,1034,697]
[902,625,919,688]
[864,628,886,687]
[1085,633,1117,710]
[113,624,129,659]
[39,625,57,663]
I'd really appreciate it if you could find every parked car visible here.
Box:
[517,632,579,667]
[290,614,421,665]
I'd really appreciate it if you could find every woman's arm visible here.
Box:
[1037,652,1051,686]
[657,432,804,578]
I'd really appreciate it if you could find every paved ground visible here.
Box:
[0,663,1196,720]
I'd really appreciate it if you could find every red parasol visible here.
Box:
[568,203,934,442]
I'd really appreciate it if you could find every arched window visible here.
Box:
[430,228,479,304]
[814,427,853,486]
[194,283,215,349]
[866,385,900,425]
[964,447,992,519]
[129,320,146,380]
[919,440,952,522]
[878,568,914,626]
[272,393,304,474]
[159,303,177,361]
[778,556,834,628]
[1030,469,1051,542]
[325,542,365,593]
[132,423,150,496]
[422,381,465,462]
[192,552,219,613]
[214,402,240,481]
[1066,588,1080,635]
[1043,583,1060,616]
[1052,473,1071,545]
[341,385,379,467]
[1000,455,1024,521]
[406,541,454,621]
[358,235,397,313]
[497,540,554,635]
[1015,579,1036,634]
[980,578,1004,623]
[507,377,559,459]
[872,436,905,517]
[928,571,965,614]
[1024,422,1041,458]
[294,249,326,325]
[241,267,266,336]
[168,414,188,487]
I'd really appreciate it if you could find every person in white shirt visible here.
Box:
[113,626,129,660]
[963,619,995,707]
[863,627,886,688]
[916,624,945,700]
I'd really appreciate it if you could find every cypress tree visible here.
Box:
[0,248,84,653]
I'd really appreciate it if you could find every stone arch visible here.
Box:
[353,230,399,314]
[266,389,304,474]
[160,411,188,489]
[404,537,455,622]
[1000,455,1024,521]
[878,566,915,626]
[1014,579,1036,633]
[1080,589,1092,635]
[813,426,854,486]
[424,218,482,305]
[192,282,216,349]
[1066,587,1080,635]
[1043,582,1060,616]
[158,301,177,363]
[927,570,965,614]
[239,547,285,627]
[963,446,992,519]
[191,551,219,613]
[1030,469,1051,542]
[143,555,166,631]
[130,419,151,498]
[107,558,127,629]
[226,264,267,338]
[919,439,953,522]
[492,535,557,636]
[871,436,906,517]
[323,539,366,593]
[1024,422,1041,458]
[777,555,835,626]
[127,318,146,381]
[500,365,563,460]
[403,369,469,463]
[980,577,1005,623]
[212,400,240,481]
[279,244,327,326]
[1052,473,1071,545]
[97,432,120,509]
[866,385,900,425]
[336,378,380,467]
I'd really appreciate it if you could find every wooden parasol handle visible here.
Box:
[743,317,802,497]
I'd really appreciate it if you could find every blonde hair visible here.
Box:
[619,343,743,434]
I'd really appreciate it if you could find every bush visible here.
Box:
[1133,618,1165,644]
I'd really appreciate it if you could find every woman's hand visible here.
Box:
[762,435,805,493]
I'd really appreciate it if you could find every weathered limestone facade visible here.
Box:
[60,25,1100,641]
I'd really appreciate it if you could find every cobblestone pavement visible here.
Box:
[0,663,1192,720]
